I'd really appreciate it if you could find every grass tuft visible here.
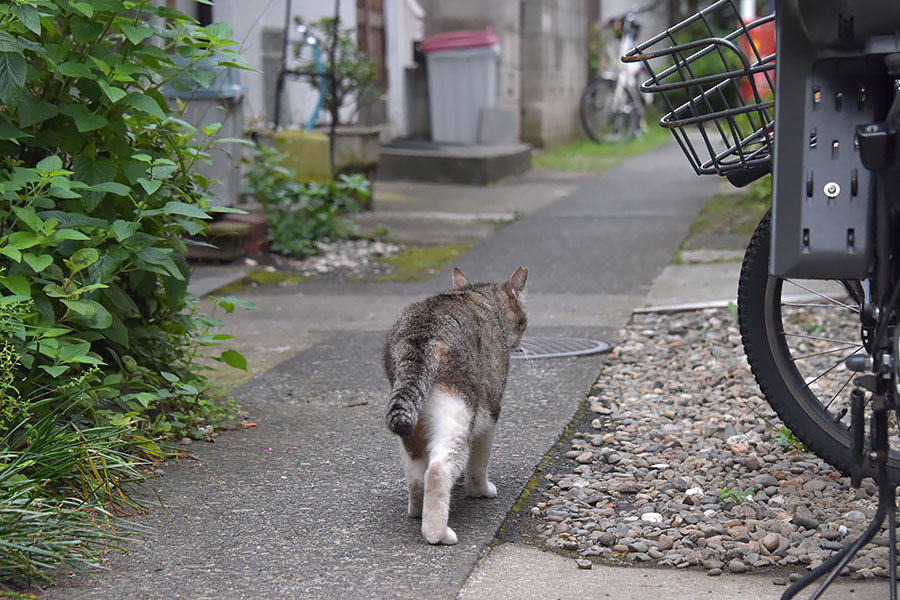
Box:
[533,124,671,172]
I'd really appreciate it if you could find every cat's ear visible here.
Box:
[505,266,528,298]
[451,267,470,290]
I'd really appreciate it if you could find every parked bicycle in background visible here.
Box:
[579,5,655,143]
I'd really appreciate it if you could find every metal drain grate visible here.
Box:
[510,336,612,360]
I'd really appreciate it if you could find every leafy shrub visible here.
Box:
[0,0,254,583]
[243,145,369,257]
[0,0,250,439]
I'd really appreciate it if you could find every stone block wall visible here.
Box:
[520,0,589,148]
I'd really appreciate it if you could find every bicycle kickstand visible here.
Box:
[781,372,898,600]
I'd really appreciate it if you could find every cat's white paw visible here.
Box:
[423,525,457,545]
[466,479,497,499]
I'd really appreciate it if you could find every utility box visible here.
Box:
[163,57,246,207]
[422,28,499,145]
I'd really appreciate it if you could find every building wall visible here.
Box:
[519,0,589,148]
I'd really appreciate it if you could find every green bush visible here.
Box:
[243,145,368,258]
[0,0,250,438]
[0,0,254,584]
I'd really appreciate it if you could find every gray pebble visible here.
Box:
[727,559,748,573]
[575,559,592,570]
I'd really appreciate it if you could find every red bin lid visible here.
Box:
[421,28,498,53]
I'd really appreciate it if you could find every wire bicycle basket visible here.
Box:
[623,0,775,176]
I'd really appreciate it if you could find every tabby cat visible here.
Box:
[383,266,528,545]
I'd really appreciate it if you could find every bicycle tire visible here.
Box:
[738,213,900,484]
[579,77,640,143]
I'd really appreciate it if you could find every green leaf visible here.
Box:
[0,118,27,140]
[23,253,53,273]
[52,229,90,242]
[111,220,138,241]
[137,246,172,265]
[60,105,108,132]
[206,205,247,214]
[12,5,41,35]
[202,122,222,137]
[66,299,112,329]
[57,61,94,78]
[17,100,58,128]
[41,327,73,338]
[98,80,127,103]
[12,205,42,231]
[162,201,210,220]
[137,177,162,195]
[0,246,21,262]
[160,371,179,383]
[119,22,153,45]
[0,275,30,297]
[200,22,234,42]
[70,248,100,270]
[39,365,69,377]
[127,93,165,118]
[70,18,104,43]
[60,298,95,316]
[90,181,131,196]
[43,283,68,298]
[71,2,95,18]
[57,340,92,363]
[7,231,41,249]
[37,155,63,172]
[217,349,247,371]
[213,137,255,146]
[0,52,26,99]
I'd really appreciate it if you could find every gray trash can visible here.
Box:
[422,28,500,145]
[163,57,246,207]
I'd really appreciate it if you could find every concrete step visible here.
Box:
[377,140,532,185]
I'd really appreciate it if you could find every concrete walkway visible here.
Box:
[42,143,884,599]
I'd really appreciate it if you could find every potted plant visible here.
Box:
[271,15,382,202]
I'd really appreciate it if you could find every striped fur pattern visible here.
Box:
[383,266,528,544]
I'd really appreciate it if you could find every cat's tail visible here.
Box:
[386,341,443,437]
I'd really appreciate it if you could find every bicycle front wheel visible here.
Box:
[579,77,640,143]
[738,213,900,484]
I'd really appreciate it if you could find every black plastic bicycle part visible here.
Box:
[781,385,897,600]
[767,1,900,281]
[623,0,775,176]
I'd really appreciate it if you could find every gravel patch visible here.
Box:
[263,239,401,279]
[529,308,893,581]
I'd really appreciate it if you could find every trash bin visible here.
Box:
[421,28,500,145]
[162,57,246,207]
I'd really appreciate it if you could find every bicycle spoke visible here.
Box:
[782,302,860,309]
[782,331,862,346]
[791,344,864,362]
[782,279,859,312]
[800,346,863,391]
[824,372,857,411]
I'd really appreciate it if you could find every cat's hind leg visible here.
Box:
[465,415,498,499]
[400,423,427,518]
[421,385,470,545]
